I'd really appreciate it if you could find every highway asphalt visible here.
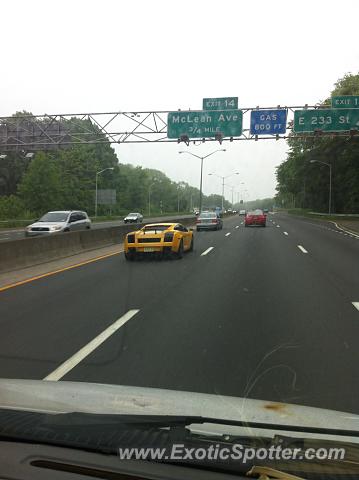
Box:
[1,213,359,414]
[0,214,195,242]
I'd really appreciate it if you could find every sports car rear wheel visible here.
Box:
[175,240,184,259]
[125,252,135,261]
[189,237,194,252]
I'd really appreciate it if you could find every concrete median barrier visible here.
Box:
[0,217,197,273]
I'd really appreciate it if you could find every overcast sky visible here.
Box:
[2,0,359,201]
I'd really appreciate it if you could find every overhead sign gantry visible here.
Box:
[0,95,358,150]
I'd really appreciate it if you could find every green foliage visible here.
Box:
[0,152,29,196]
[276,73,359,213]
[18,152,63,214]
[333,73,359,96]
[0,195,29,220]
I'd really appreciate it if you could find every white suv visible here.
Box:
[25,211,91,237]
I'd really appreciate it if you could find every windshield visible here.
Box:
[142,225,170,232]
[248,210,263,216]
[38,212,69,222]
[2,0,359,476]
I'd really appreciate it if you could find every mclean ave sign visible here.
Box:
[167,110,243,139]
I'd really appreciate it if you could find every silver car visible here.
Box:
[196,211,223,231]
[124,212,143,223]
[25,210,91,237]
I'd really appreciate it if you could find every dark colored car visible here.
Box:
[196,212,223,231]
[124,212,143,224]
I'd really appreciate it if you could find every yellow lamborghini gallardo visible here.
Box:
[124,223,194,260]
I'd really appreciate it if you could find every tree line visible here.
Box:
[276,73,359,213]
[0,113,231,219]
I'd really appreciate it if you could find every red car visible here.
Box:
[245,209,266,227]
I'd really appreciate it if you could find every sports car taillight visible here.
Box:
[164,232,174,242]
[127,234,135,243]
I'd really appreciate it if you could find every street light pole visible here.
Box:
[310,160,332,214]
[329,164,332,214]
[178,149,226,213]
[95,167,114,218]
[199,156,204,213]
[148,183,155,217]
[208,171,239,212]
[224,182,244,210]
[95,175,98,217]
[222,178,227,211]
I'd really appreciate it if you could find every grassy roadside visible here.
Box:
[285,208,359,234]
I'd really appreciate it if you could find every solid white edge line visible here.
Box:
[283,232,288,236]
[297,245,308,254]
[352,302,359,312]
[225,232,231,237]
[43,309,140,381]
[331,221,359,239]
[201,247,214,256]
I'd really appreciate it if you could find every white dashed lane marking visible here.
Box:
[201,247,214,256]
[297,245,308,254]
[44,309,140,381]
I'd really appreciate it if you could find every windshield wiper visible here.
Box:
[3,410,359,438]
[44,413,202,428]
[2,410,359,477]
[40,412,359,438]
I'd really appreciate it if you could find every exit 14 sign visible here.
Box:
[332,95,359,108]
[202,97,238,110]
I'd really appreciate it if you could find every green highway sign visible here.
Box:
[167,110,243,139]
[332,95,359,108]
[294,109,359,133]
[202,97,238,110]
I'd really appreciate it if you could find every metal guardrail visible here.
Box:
[308,212,359,217]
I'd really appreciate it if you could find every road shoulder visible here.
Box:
[0,244,122,291]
